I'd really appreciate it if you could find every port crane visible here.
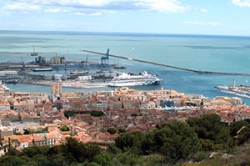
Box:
[101,49,109,65]
[30,45,38,56]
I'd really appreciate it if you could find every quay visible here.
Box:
[21,79,108,89]
[81,49,250,77]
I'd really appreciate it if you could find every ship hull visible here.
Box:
[32,67,53,72]
[108,71,161,87]
[108,80,160,87]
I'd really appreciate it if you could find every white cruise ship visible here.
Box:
[108,71,161,87]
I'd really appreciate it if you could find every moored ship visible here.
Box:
[108,71,161,87]
[32,67,53,72]
[70,69,88,75]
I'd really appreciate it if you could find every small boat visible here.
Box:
[113,60,126,69]
[5,79,18,84]
[70,70,88,75]
[30,45,38,56]
[32,67,53,72]
[113,65,126,69]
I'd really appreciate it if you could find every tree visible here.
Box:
[230,120,250,145]
[22,146,49,158]
[94,151,112,166]
[145,121,201,163]
[84,143,102,162]
[118,128,126,133]
[187,114,233,150]
[90,110,104,117]
[107,128,116,134]
[115,131,146,155]
[63,137,101,163]
[63,137,85,163]
[60,125,70,131]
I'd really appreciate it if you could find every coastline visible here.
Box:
[21,80,108,89]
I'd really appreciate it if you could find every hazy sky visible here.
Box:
[1,0,250,35]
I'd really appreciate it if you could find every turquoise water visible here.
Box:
[1,31,250,104]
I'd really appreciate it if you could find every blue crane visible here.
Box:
[101,49,109,66]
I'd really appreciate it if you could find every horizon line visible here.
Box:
[1,29,250,38]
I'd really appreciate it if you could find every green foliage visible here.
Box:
[61,125,70,131]
[4,114,250,165]
[118,128,126,133]
[26,161,39,166]
[82,162,100,166]
[64,110,104,118]
[131,113,137,116]
[139,154,164,166]
[230,120,250,145]
[6,148,21,156]
[230,120,249,136]
[193,151,207,162]
[115,151,141,166]
[93,151,112,166]
[146,121,201,163]
[115,131,146,155]
[23,129,48,135]
[107,128,116,134]
[24,129,31,135]
[84,143,102,162]
[0,156,27,166]
[90,110,104,117]
[47,153,67,166]
[64,110,90,118]
[22,146,49,158]
[107,144,122,155]
[187,114,233,151]
[63,137,101,163]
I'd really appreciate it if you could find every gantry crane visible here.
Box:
[101,49,109,65]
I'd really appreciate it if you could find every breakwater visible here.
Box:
[81,49,250,77]
[0,52,57,54]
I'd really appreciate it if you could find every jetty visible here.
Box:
[81,49,250,77]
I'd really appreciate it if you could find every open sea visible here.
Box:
[1,31,250,104]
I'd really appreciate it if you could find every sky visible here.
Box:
[1,0,250,36]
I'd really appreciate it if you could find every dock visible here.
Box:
[81,49,250,76]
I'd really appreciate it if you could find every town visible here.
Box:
[0,81,249,156]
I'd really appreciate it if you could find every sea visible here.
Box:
[1,30,250,104]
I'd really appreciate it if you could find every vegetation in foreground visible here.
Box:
[1,114,250,166]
